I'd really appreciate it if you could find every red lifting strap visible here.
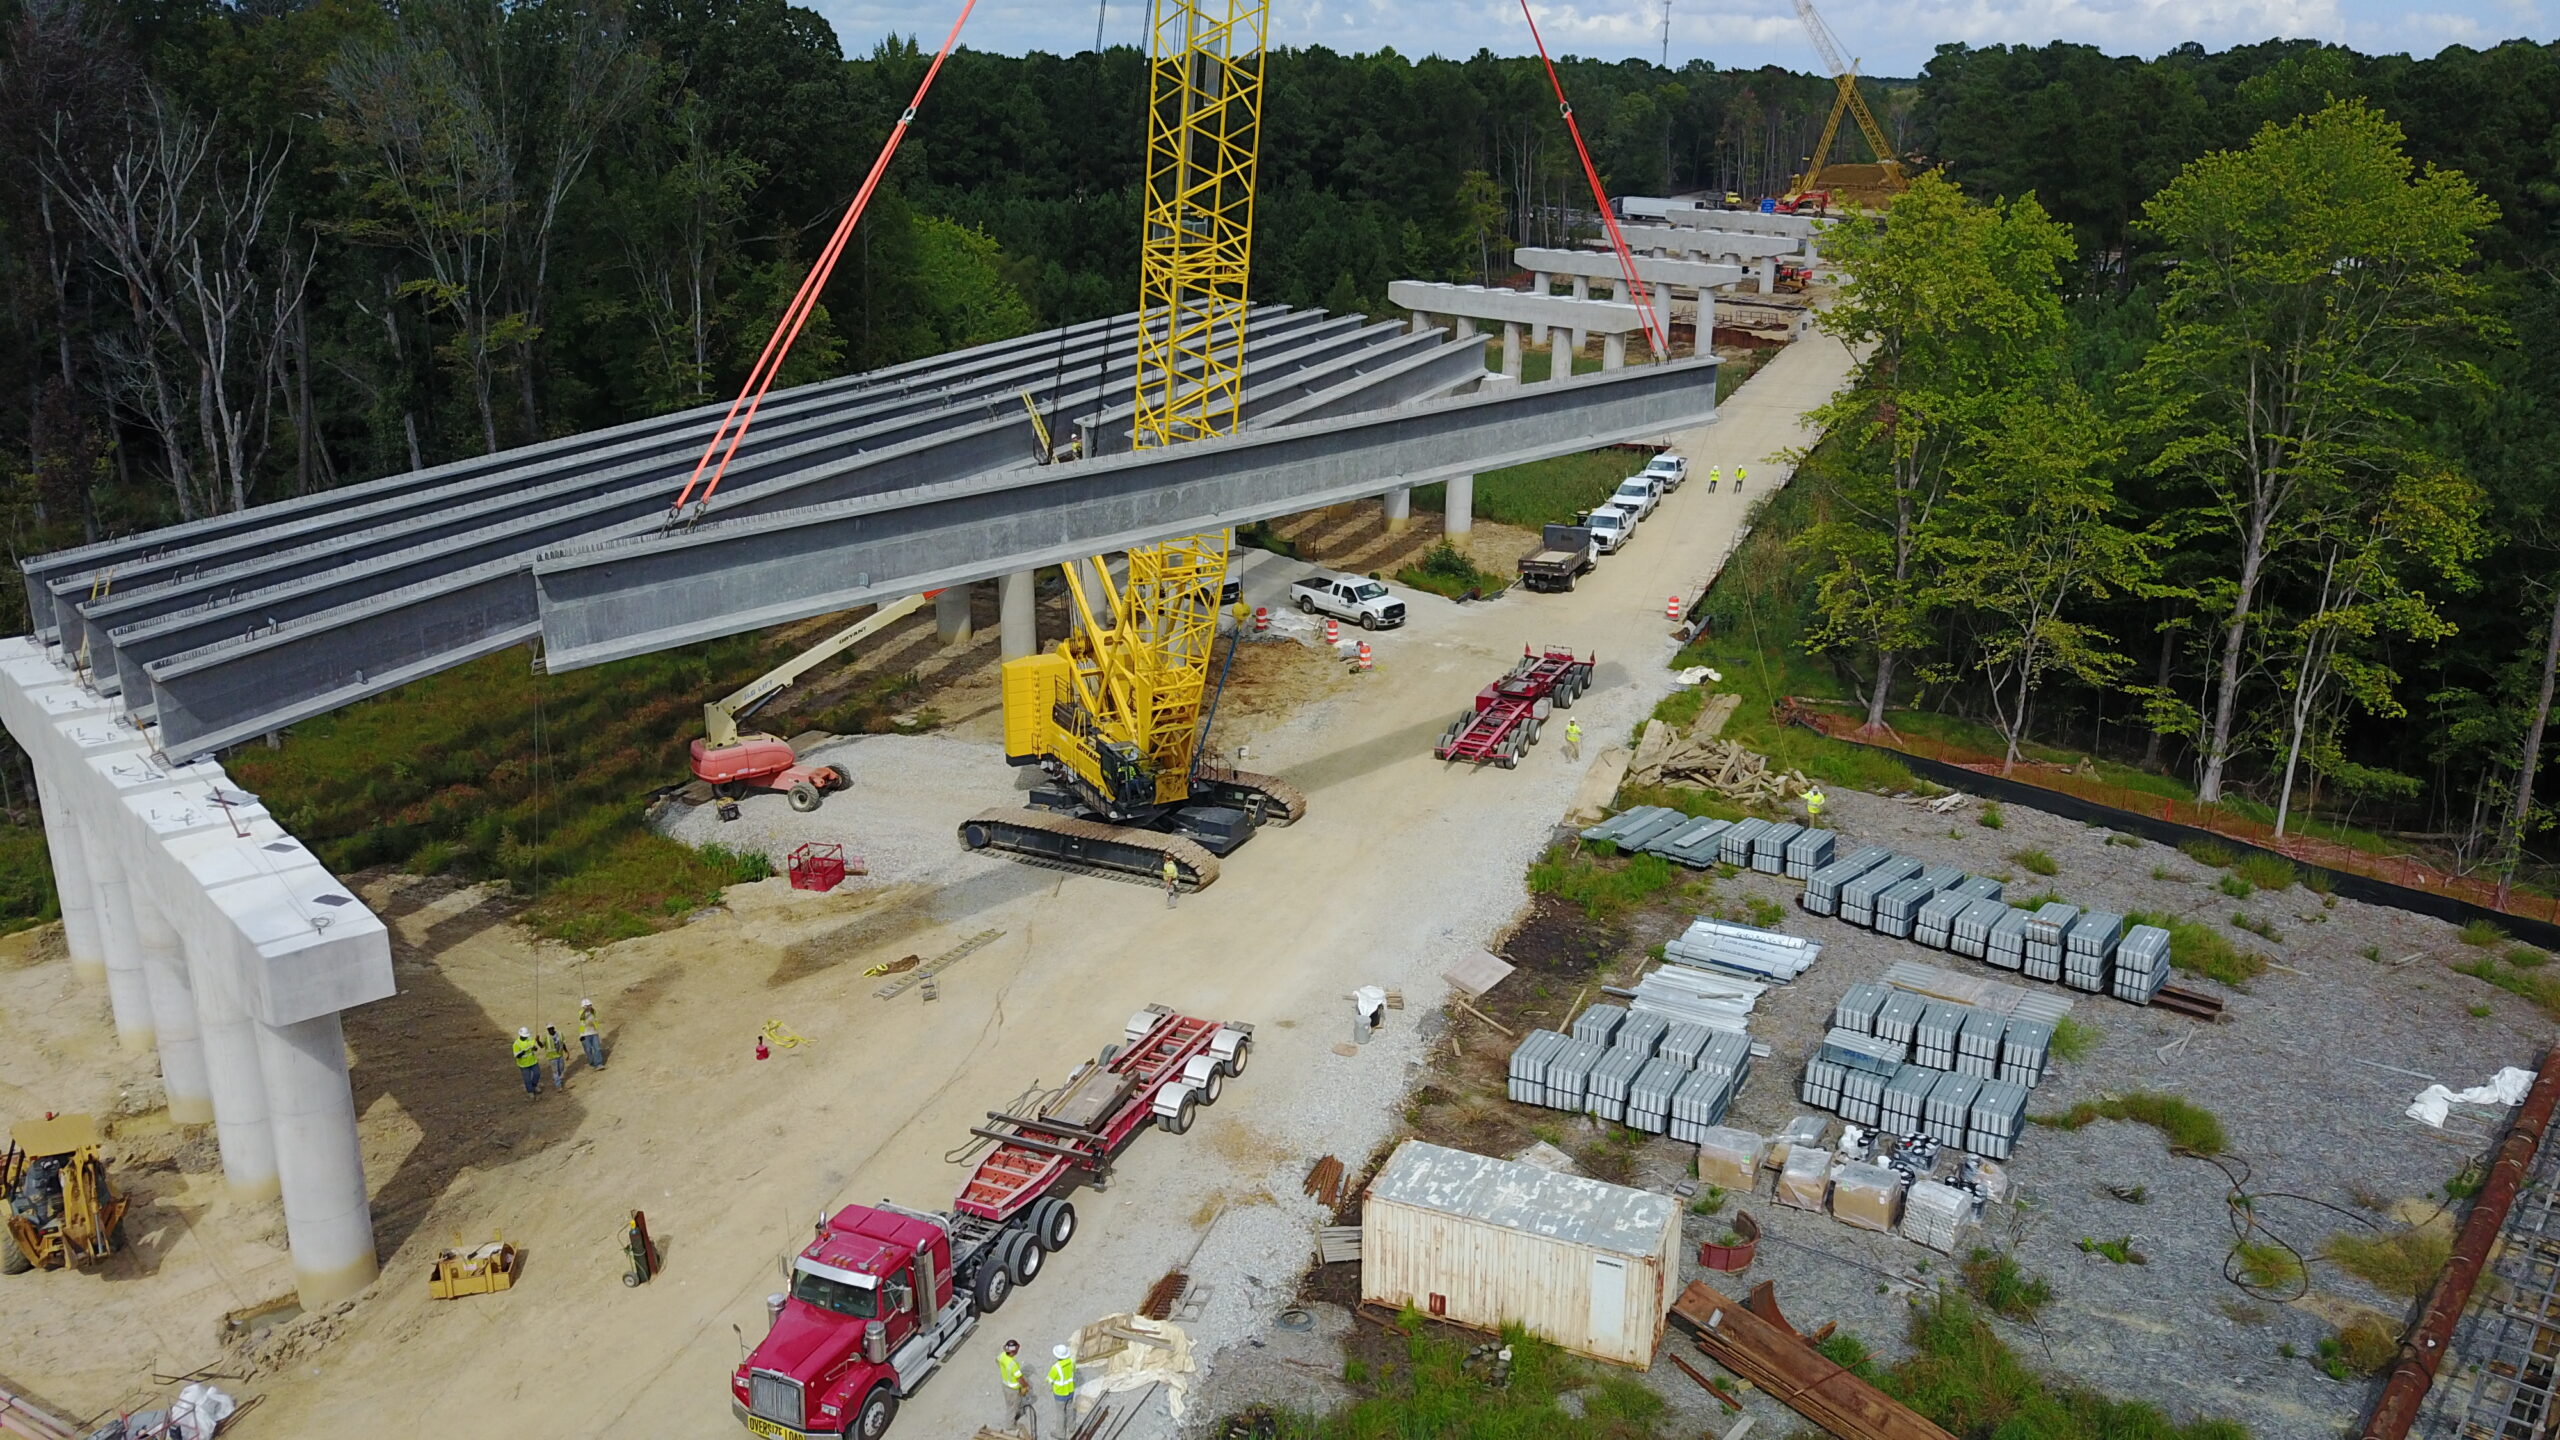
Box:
[1515,0,1670,360]
[670,0,983,519]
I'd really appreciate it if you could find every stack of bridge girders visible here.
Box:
[1800,1053,1846,1111]
[1751,822,1804,874]
[1839,857,1925,928]
[1625,1056,1692,1132]
[1545,1039,1604,1110]
[1924,1071,1982,1147]
[1969,1079,2030,1158]
[1802,846,1894,915]
[1664,919,1819,983]
[1957,1008,2008,1080]
[1951,897,2012,958]
[1832,982,1888,1034]
[1999,1018,2054,1088]
[1579,805,1682,848]
[2022,903,2080,981]
[2063,910,2124,993]
[1872,990,1926,1046]
[1645,816,1733,868]
[1820,1026,1907,1075]
[1783,828,1838,879]
[1627,965,1759,1032]
[1986,907,2034,970]
[1916,876,2006,948]
[1585,1046,1649,1122]
[1508,1029,1567,1103]
[1659,1021,1718,1068]
[1572,1004,1627,1046]
[1837,1062,1886,1126]
[2112,924,2173,1005]
[1882,1064,1938,1134]
[1613,1010,1670,1060]
[1718,817,1774,868]
[1670,1066,1741,1139]
[1914,1001,1968,1069]
[1876,866,1967,939]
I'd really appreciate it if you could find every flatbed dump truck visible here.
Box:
[1433,647,1595,768]
[731,1005,1251,1440]
[1517,524,1596,593]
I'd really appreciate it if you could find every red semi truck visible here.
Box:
[732,1005,1252,1440]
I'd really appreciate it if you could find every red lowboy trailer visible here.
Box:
[1434,647,1596,768]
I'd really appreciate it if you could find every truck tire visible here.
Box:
[848,1386,898,1440]
[1295,595,1315,613]
[1003,1229,1044,1286]
[1553,679,1575,709]
[788,782,823,813]
[1524,718,1541,748]
[1031,1197,1077,1252]
[972,1257,1013,1313]
[1196,1067,1224,1105]
[1220,1035,1251,1077]
[1161,1091,1198,1135]
[1360,613,1378,631]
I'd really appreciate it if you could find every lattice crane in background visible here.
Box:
[963,0,1308,891]
[1789,0,1908,206]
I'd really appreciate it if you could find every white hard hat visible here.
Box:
[518,1027,532,1038]
[581,998,593,1007]
[1054,1344,1071,1359]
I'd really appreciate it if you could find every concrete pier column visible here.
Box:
[189,934,278,1202]
[1451,316,1478,339]
[80,830,156,1052]
[134,898,213,1124]
[255,1012,380,1306]
[1571,275,1590,300]
[1530,272,1550,296]
[30,769,103,984]
[1444,475,1474,546]
[1653,283,1677,356]
[999,571,1037,660]
[1409,311,1432,336]
[1603,333,1628,371]
[1546,328,1573,380]
[1698,292,1716,348]
[1382,486,1412,533]
[1502,323,1523,381]
[1759,257,1777,293]
[934,584,974,647]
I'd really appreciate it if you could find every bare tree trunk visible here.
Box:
[2142,615,2174,769]
[2197,526,2267,803]
[2497,581,2560,906]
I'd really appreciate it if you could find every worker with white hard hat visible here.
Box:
[1048,1343,1077,1431]
[578,999,606,1070]
[510,1027,541,1096]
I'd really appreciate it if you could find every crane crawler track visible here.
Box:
[1196,767,1308,825]
[959,807,1223,889]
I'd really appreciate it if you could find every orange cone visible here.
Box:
[1667,595,1683,621]
[1253,606,1270,633]
[1325,617,1340,645]
[1356,641,1373,671]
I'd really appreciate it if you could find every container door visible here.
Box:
[1587,1255,1628,1353]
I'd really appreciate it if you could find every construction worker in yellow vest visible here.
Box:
[1735,465,1748,492]
[1048,1344,1077,1432]
[511,1027,541,1096]
[1706,464,1720,492]
[1161,854,1180,909]
[578,999,606,1070]
[1563,718,1582,762]
[997,1339,1035,1435]
[1805,785,1826,821]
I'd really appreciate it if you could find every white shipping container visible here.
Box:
[1360,1140,1682,1367]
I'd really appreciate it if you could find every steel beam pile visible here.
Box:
[20,306,1541,757]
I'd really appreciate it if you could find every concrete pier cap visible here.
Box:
[0,632,394,1308]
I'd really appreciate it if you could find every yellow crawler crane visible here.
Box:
[960,0,1303,890]
[1787,0,1908,209]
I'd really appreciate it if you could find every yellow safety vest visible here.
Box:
[1048,1357,1075,1395]
[1806,790,1826,814]
[998,1353,1024,1390]
[579,1017,599,1039]
[1161,859,1178,881]
[511,1037,539,1069]
[1565,722,1581,741]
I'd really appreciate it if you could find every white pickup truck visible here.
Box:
[1641,453,1687,490]
[1292,573,1406,629]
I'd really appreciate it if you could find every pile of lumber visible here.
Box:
[1627,722,1809,803]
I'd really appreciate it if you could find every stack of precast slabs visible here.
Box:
[1875,865,1967,940]
[1916,876,2005,948]
[2022,902,2079,982]
[1718,818,1774,868]
[1750,822,1803,874]
[1782,827,1838,879]
[2111,924,2173,1004]
[1839,857,1925,928]
[1969,1079,2030,1158]
[1803,846,1894,915]
[2062,910,2125,994]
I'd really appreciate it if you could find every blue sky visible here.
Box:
[811,0,2549,80]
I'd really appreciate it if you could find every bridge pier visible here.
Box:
[1000,571,1037,659]
[935,583,974,646]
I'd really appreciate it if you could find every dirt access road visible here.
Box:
[7,327,1854,1439]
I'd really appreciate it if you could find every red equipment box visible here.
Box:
[786,842,853,892]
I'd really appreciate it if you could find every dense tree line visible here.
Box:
[1814,38,2560,890]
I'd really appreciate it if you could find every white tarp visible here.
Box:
[2407,1066,2538,1127]
[1067,1312,1196,1421]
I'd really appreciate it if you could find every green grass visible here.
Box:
[2322,1227,2452,1298]
[2234,1240,2306,1292]
[2454,954,2560,1017]
[2180,839,2241,869]
[2508,945,2548,967]
[1978,802,2005,830]
[2233,852,2297,892]
[1238,519,1301,559]
[0,818,59,935]
[2033,1091,2228,1155]
[1961,1248,2056,1320]
[2126,909,2269,989]
[1266,1320,1669,1439]
[2078,1235,2146,1265]
[2319,1320,2397,1380]
[2216,873,2254,899]
[1650,687,1705,730]
[1410,449,1639,529]
[1396,541,1506,600]
[228,634,843,945]
[2231,912,2281,941]
[1528,843,1680,922]
[2048,1015,2101,1063]
[2460,918,2510,948]
[1877,1295,2251,1439]
[2012,847,2059,876]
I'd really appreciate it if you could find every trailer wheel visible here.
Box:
[1197,1067,1225,1105]
[1031,1198,1077,1252]
[788,782,823,813]
[1161,1091,1199,1135]
[848,1385,898,1440]
[1524,718,1542,747]
[1003,1230,1044,1286]
[1553,680,1575,709]
[1219,1035,1251,1077]
[1096,1042,1122,1067]
[972,1257,1013,1313]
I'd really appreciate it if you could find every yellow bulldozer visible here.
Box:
[1,1114,128,1274]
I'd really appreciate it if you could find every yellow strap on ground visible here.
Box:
[760,1019,808,1049]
